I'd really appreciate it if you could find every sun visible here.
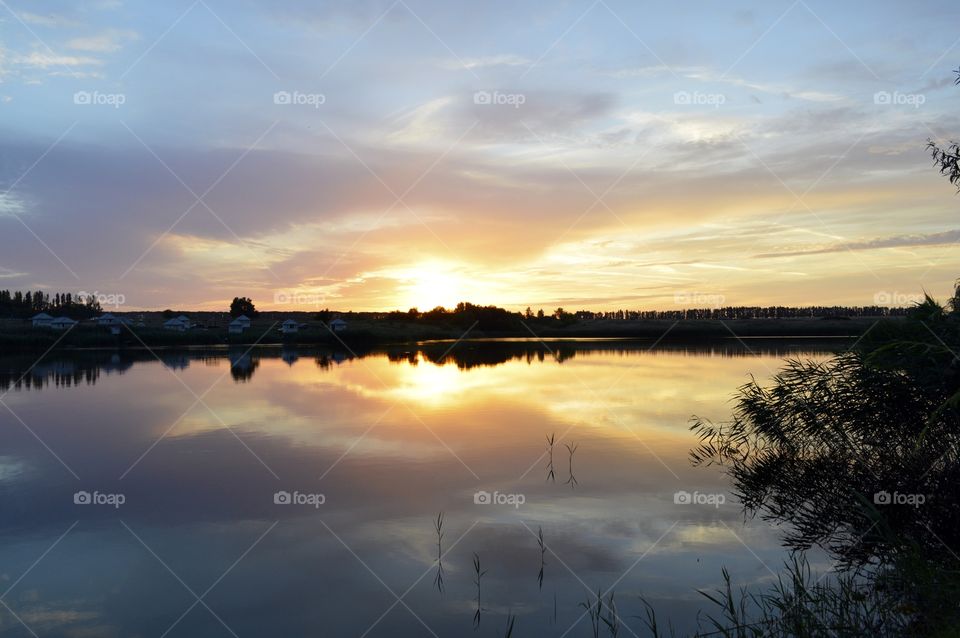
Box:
[397,261,467,311]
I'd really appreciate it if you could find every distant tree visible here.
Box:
[162,309,175,319]
[537,308,545,319]
[524,306,533,319]
[83,295,102,314]
[316,308,332,322]
[230,297,256,317]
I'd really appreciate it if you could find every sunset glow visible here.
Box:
[1,2,958,311]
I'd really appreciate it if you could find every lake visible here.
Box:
[0,339,839,637]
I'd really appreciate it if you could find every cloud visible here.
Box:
[439,53,531,70]
[608,65,846,103]
[753,229,960,258]
[14,11,82,28]
[66,29,139,53]
[14,51,104,68]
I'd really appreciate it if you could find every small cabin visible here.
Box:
[330,318,347,332]
[51,316,78,331]
[31,313,54,328]
[228,317,248,334]
[97,313,121,326]
[281,319,300,334]
[163,317,190,332]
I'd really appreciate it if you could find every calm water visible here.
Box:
[0,340,838,637]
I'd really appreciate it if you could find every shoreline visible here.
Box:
[0,316,890,352]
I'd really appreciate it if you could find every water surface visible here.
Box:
[0,340,838,637]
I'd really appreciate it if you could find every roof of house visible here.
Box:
[281,319,299,326]
[99,313,116,319]
[32,313,54,320]
[52,316,77,323]
[164,318,187,325]
[229,317,248,325]
[234,314,250,321]
[330,318,347,324]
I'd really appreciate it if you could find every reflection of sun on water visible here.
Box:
[393,357,465,404]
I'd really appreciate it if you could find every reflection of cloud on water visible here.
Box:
[0,456,30,483]
[0,344,830,636]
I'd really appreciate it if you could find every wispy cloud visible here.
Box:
[66,29,139,53]
[753,230,960,258]
[14,51,104,68]
[439,54,532,70]
[15,11,81,29]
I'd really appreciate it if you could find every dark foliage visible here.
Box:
[691,287,960,631]
[0,289,102,319]
[229,296,257,317]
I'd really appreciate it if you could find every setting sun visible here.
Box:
[396,261,472,311]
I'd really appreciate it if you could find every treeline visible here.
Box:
[376,303,908,326]
[382,302,520,331]
[0,290,103,319]
[538,305,910,321]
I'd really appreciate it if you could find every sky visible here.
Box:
[1,0,960,312]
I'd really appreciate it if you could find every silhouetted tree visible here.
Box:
[230,296,256,317]
[926,67,960,188]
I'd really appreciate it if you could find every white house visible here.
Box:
[330,318,347,332]
[97,313,121,327]
[281,319,300,334]
[176,315,192,328]
[50,316,78,330]
[228,317,248,334]
[31,313,54,328]
[163,317,190,332]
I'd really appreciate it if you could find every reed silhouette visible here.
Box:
[472,552,487,629]
[564,442,579,488]
[536,526,546,590]
[545,433,556,483]
[433,512,444,594]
